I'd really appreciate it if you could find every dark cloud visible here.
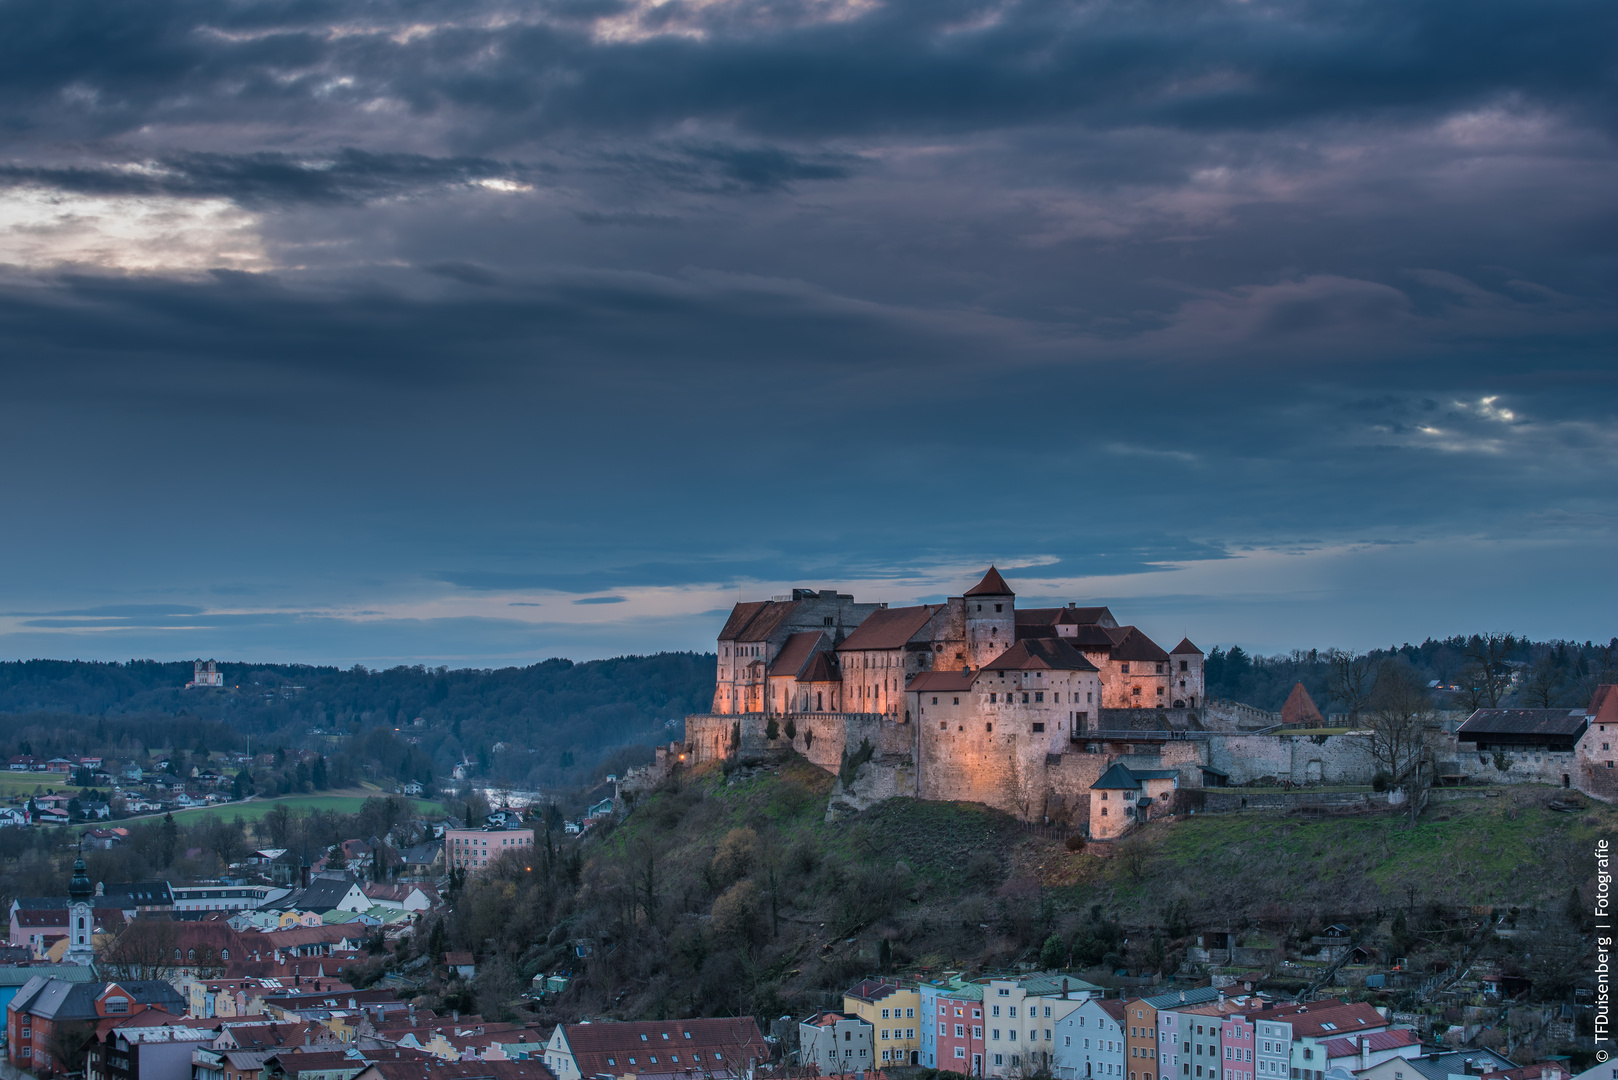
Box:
[0,0,1611,662]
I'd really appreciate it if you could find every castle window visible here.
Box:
[953,697,960,705]
[986,723,993,733]
[1156,663,1164,674]
[1133,687,1141,696]
[825,617,834,625]
[995,604,1003,613]
[1032,723,1044,733]
[941,722,948,730]
[1180,660,1188,671]
[1034,692,1043,702]
[932,697,938,705]
[977,605,982,612]
[1022,693,1030,703]
[1157,687,1164,695]
[1100,808,1107,817]
[989,693,996,703]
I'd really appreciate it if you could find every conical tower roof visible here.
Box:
[964,566,1014,597]
[1280,682,1325,726]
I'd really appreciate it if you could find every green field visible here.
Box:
[114,792,445,827]
[0,772,90,800]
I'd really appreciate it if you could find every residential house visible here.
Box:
[1356,1048,1516,1080]
[800,1012,875,1074]
[446,953,476,979]
[1321,1031,1421,1074]
[263,877,370,918]
[842,979,921,1067]
[261,1050,368,1080]
[6,977,187,1075]
[539,1017,768,1080]
[920,976,984,1073]
[360,884,434,913]
[980,973,1095,1076]
[444,826,535,874]
[1053,997,1128,1080]
[1140,986,1225,1080]
[399,842,443,879]
[1280,1001,1390,1080]
[86,1016,216,1080]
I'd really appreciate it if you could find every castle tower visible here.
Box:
[963,566,1015,668]
[1170,638,1205,709]
[67,848,94,964]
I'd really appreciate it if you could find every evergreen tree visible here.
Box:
[160,812,179,867]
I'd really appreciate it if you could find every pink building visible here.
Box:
[932,985,986,1075]
[1218,1014,1256,1080]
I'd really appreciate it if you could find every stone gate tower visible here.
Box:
[964,566,1015,668]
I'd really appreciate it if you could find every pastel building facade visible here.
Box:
[1055,998,1128,1080]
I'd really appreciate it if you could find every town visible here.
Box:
[0,581,1611,1080]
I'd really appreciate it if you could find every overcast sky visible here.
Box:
[0,0,1613,666]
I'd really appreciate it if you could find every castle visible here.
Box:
[665,567,1618,833]
[685,567,1216,829]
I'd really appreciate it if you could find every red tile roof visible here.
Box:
[1284,1001,1387,1038]
[1171,638,1203,655]
[798,652,841,683]
[964,567,1013,597]
[559,1018,768,1079]
[983,637,1100,673]
[908,670,978,693]
[769,631,829,678]
[1589,684,1618,723]
[1322,1029,1419,1059]
[1106,626,1170,663]
[1281,682,1325,726]
[837,606,939,652]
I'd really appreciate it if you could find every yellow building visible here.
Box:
[843,980,922,1067]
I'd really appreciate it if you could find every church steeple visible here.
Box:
[67,843,95,964]
[69,849,92,902]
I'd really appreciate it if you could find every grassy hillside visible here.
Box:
[436,756,1606,1029]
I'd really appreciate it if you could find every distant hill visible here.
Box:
[0,653,716,789]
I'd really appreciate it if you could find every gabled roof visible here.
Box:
[1096,999,1129,1024]
[1091,763,1141,790]
[769,631,828,678]
[1107,626,1171,663]
[1283,1001,1387,1038]
[101,882,174,907]
[1070,624,1122,650]
[1016,607,1115,628]
[844,979,902,1003]
[1458,709,1589,738]
[798,652,841,683]
[1171,638,1204,655]
[1281,682,1325,726]
[717,601,771,642]
[909,670,978,693]
[964,566,1014,597]
[1589,684,1618,723]
[1321,1029,1419,1058]
[838,605,939,652]
[983,638,1100,673]
[557,1017,767,1079]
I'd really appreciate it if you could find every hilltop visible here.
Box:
[437,756,1605,1025]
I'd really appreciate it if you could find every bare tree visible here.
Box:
[1464,633,1517,707]
[1326,650,1383,721]
[98,918,182,982]
[45,1019,96,1078]
[1521,656,1564,708]
[1364,666,1440,825]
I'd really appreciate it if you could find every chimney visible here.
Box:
[1359,1036,1369,1071]
[305,1030,312,1047]
[1179,991,1186,1003]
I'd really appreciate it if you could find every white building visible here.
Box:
[800,1012,875,1074]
